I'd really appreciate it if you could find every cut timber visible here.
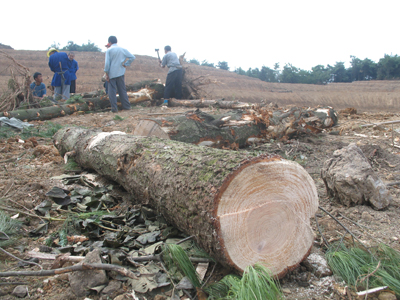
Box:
[133,107,338,148]
[133,109,266,148]
[0,89,154,121]
[169,98,252,109]
[53,127,319,277]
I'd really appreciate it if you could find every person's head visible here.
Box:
[47,48,58,57]
[108,36,117,45]
[33,72,42,83]
[68,52,75,60]
[164,45,171,53]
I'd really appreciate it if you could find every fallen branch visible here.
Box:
[0,263,137,279]
[318,206,371,254]
[0,247,42,269]
[360,120,400,128]
[356,286,388,296]
[0,204,65,222]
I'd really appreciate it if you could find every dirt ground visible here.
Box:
[1,104,400,300]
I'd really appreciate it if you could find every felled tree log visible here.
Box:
[133,107,338,148]
[168,98,252,109]
[53,127,319,277]
[0,89,155,121]
[126,80,165,99]
[133,109,266,149]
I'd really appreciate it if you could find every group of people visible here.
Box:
[30,51,79,103]
[103,35,183,112]
[31,36,182,112]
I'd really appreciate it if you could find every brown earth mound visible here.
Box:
[1,49,400,112]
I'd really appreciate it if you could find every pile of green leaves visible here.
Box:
[0,121,63,140]
[326,243,400,296]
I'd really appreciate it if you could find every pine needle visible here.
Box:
[326,242,400,296]
[0,210,22,247]
[204,264,283,300]
[163,243,201,287]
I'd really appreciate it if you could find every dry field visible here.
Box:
[1,49,400,112]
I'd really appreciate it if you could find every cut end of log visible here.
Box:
[216,158,319,277]
[133,119,171,140]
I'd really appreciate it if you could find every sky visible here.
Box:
[2,0,399,71]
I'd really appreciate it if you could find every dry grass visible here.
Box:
[1,49,400,112]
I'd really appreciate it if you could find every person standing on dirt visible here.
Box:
[68,52,79,94]
[30,72,47,100]
[47,48,71,102]
[104,36,135,113]
[159,45,182,106]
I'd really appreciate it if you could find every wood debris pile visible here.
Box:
[0,50,33,111]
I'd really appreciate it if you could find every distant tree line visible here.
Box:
[48,41,101,52]
[188,54,400,84]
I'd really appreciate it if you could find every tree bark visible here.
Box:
[168,98,253,109]
[53,127,319,277]
[133,109,266,149]
[133,107,338,148]
[0,89,154,121]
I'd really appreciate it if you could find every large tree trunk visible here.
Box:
[133,107,338,148]
[53,127,319,277]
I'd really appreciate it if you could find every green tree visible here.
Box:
[201,60,215,68]
[310,65,330,85]
[189,59,200,65]
[281,64,299,83]
[377,54,400,80]
[47,42,61,50]
[246,68,260,78]
[360,58,377,80]
[234,67,246,75]
[48,40,101,52]
[259,66,278,82]
[329,62,351,82]
[217,61,229,70]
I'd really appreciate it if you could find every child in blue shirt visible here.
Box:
[30,72,47,100]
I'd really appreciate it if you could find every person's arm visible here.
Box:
[160,55,167,68]
[122,49,135,67]
[48,56,56,72]
[104,50,111,81]
[75,60,79,73]
[42,84,47,97]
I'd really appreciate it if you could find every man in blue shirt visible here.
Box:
[47,48,71,102]
[30,72,47,100]
[159,45,182,106]
[68,52,79,94]
[104,36,135,113]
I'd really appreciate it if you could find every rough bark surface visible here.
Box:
[0,89,154,121]
[133,109,265,149]
[53,127,319,276]
[168,98,253,109]
[321,143,391,210]
[133,107,338,148]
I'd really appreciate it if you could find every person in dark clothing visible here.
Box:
[159,45,182,106]
[68,52,79,93]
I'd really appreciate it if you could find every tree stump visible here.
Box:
[53,127,319,277]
